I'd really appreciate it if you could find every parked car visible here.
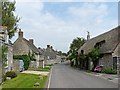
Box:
[94,65,103,72]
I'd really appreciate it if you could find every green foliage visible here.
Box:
[88,48,103,70]
[68,37,85,67]
[101,68,117,74]
[28,66,51,72]
[2,1,20,38]
[1,45,8,66]
[70,37,85,51]
[2,73,48,88]
[5,71,17,79]
[13,55,31,70]
[28,51,35,61]
[57,51,67,56]
[88,48,101,61]
[68,37,85,61]
[2,75,6,82]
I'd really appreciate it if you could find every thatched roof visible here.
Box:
[78,26,120,55]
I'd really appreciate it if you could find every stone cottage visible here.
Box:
[78,26,120,70]
[42,45,58,64]
[13,29,44,68]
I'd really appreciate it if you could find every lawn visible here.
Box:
[28,65,52,72]
[1,73,48,89]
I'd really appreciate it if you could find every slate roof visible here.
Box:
[78,26,120,55]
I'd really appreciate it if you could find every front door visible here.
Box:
[113,57,117,70]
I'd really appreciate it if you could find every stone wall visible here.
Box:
[99,53,113,69]
[12,60,20,73]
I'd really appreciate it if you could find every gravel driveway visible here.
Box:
[21,70,49,76]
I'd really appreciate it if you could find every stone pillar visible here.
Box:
[8,44,13,71]
[36,54,40,68]
[43,60,45,68]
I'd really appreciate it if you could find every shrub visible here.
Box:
[5,71,17,79]
[101,68,117,74]
[2,75,6,82]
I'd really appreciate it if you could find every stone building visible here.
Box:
[41,45,58,64]
[0,26,13,83]
[0,26,13,72]
[78,26,120,70]
[13,29,44,68]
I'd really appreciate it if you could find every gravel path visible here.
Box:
[21,70,49,76]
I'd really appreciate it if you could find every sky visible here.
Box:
[11,0,119,53]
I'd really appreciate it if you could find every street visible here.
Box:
[49,62,118,88]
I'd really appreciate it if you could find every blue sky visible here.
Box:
[12,0,118,53]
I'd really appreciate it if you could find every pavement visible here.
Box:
[85,72,119,84]
[21,70,49,76]
[48,62,118,88]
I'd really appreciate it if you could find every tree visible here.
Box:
[2,1,20,38]
[1,45,8,66]
[68,37,85,67]
[88,48,103,71]
[70,37,85,52]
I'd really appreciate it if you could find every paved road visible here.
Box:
[49,62,118,88]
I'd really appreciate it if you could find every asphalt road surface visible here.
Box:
[49,62,118,88]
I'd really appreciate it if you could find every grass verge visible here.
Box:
[1,73,48,89]
[28,65,52,72]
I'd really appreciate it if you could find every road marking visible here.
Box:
[47,66,53,89]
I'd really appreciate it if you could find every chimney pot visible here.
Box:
[51,46,53,49]
[47,45,50,48]
[87,31,90,40]
[29,39,33,44]
[18,29,23,38]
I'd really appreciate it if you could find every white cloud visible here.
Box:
[12,1,118,52]
[44,0,118,2]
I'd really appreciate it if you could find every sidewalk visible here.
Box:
[85,71,119,84]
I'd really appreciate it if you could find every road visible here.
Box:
[49,62,118,88]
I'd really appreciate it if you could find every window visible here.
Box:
[113,57,117,70]
[94,40,105,48]
[81,50,84,54]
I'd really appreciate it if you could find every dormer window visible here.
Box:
[94,40,106,48]
[81,50,84,54]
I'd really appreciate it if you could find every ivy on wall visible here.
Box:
[13,55,31,70]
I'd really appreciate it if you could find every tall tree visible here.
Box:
[68,37,85,67]
[2,1,20,38]
[68,37,85,56]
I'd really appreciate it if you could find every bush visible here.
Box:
[5,71,17,79]
[101,68,117,74]
[2,75,6,82]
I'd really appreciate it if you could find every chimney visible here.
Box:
[87,31,90,40]
[29,39,33,44]
[38,47,41,49]
[18,29,23,38]
[47,45,50,48]
[51,46,53,49]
